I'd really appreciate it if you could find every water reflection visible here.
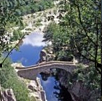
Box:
[54,83,73,101]
[39,71,73,101]
[9,32,73,101]
[40,72,50,81]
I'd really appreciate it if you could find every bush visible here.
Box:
[0,58,30,101]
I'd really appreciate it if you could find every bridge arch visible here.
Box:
[17,61,77,80]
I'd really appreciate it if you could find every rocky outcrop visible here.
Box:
[27,77,47,101]
[56,70,100,101]
[70,81,100,101]
[69,81,90,101]
[38,48,55,63]
[0,86,16,101]
[56,70,71,88]
[11,63,47,101]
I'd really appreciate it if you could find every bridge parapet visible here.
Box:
[17,61,78,80]
[16,61,74,69]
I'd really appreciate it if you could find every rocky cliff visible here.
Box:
[38,48,100,101]
[0,85,16,101]
[11,63,47,101]
[27,77,47,101]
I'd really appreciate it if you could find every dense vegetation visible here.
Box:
[43,0,101,100]
[0,0,101,100]
[0,0,53,101]
[1,0,54,16]
[44,0,101,73]
[0,58,31,101]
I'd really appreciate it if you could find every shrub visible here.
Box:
[0,58,30,101]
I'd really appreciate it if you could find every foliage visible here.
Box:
[43,1,101,100]
[43,0,101,73]
[68,65,101,100]
[0,0,24,54]
[35,19,42,27]
[43,22,73,60]
[61,0,101,73]
[30,96,36,101]
[0,58,30,101]
[43,22,57,42]
[11,0,54,16]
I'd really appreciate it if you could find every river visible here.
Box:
[9,32,73,101]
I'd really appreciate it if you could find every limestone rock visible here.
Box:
[0,88,16,101]
[11,63,24,68]
[11,63,24,72]
[40,90,46,101]
[27,77,47,101]
[38,49,55,63]
[39,49,47,62]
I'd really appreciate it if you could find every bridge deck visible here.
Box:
[16,61,88,80]
[16,61,74,70]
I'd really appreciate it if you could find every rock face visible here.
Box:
[56,70,100,101]
[57,70,71,88]
[11,63,47,101]
[0,86,16,101]
[27,77,47,101]
[11,63,24,72]
[38,48,55,63]
[70,81,90,101]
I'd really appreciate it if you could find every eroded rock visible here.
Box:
[0,87,16,101]
[27,77,47,101]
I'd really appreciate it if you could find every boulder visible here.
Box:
[38,49,55,63]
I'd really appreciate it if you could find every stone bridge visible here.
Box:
[16,61,79,80]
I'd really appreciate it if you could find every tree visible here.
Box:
[0,0,27,66]
[48,0,101,73]
[64,0,101,73]
[0,1,37,100]
[0,0,23,51]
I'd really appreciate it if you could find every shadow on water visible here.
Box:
[39,71,73,101]
[54,83,73,101]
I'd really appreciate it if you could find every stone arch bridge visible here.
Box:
[16,61,80,80]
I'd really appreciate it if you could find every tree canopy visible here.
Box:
[44,0,101,74]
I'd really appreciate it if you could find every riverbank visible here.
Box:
[11,62,47,101]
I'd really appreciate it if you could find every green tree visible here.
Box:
[60,0,101,73]
[0,1,34,100]
[43,1,101,100]
[0,0,24,54]
[44,0,101,73]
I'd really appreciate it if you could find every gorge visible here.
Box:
[0,0,101,101]
[10,32,74,101]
